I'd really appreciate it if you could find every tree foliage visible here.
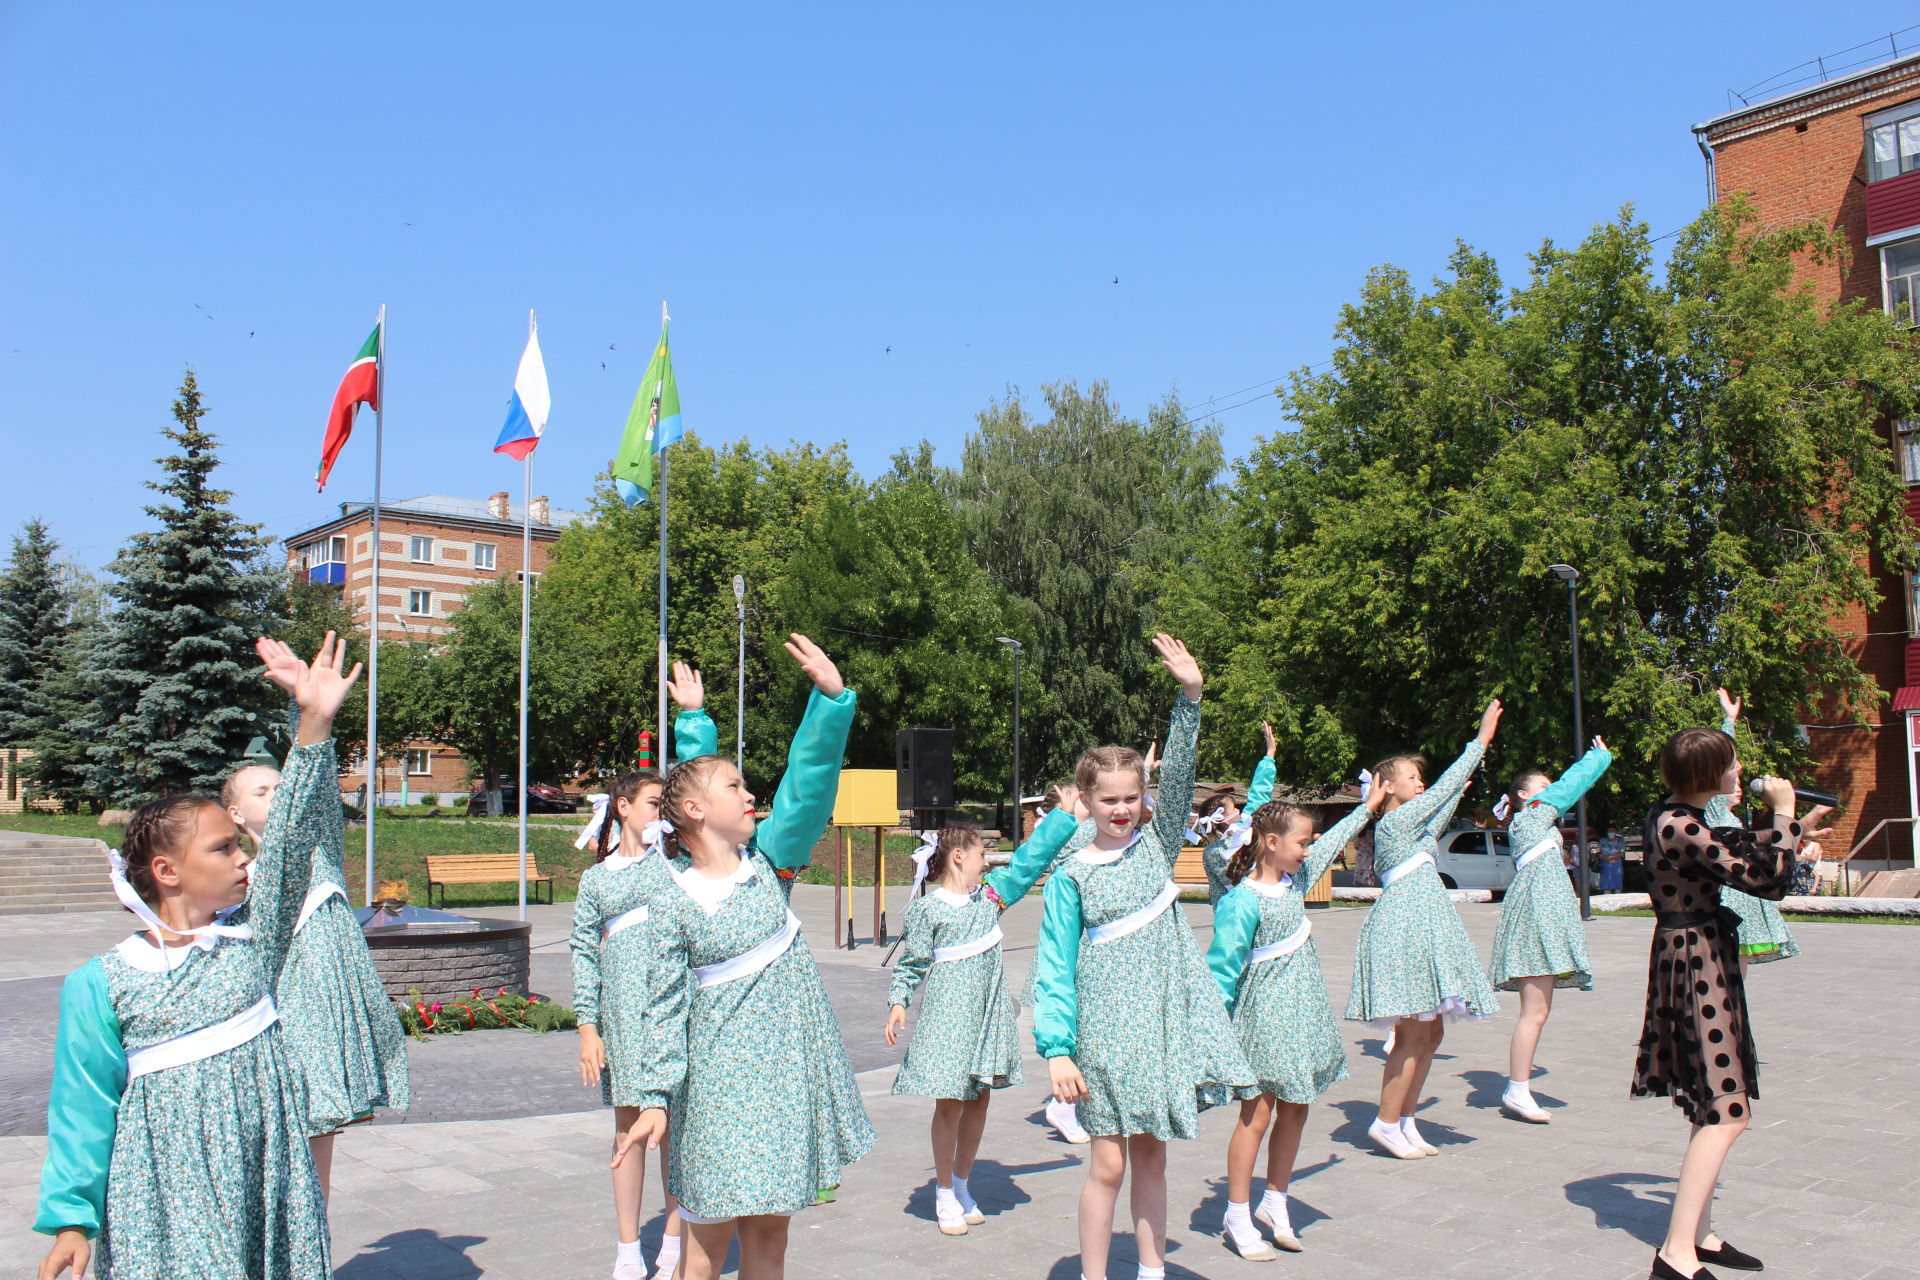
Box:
[0,519,74,745]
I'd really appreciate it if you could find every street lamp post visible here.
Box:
[996,638,1023,838]
[732,575,746,771]
[1548,564,1592,921]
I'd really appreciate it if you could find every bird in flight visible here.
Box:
[1112,276,1119,284]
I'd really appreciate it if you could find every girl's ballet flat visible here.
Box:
[1697,1241,1762,1272]
[936,1216,969,1237]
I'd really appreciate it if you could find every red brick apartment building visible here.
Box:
[1694,51,1920,865]
[284,492,582,803]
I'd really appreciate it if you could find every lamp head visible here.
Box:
[996,637,1022,651]
[732,574,745,600]
[1548,564,1579,583]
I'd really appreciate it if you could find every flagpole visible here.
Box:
[364,304,385,906]
[517,452,532,921]
[656,300,670,766]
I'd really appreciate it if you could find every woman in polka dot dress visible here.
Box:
[1633,726,1825,1280]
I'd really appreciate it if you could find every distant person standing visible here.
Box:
[1597,826,1626,893]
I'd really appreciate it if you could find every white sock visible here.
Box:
[654,1232,681,1266]
[935,1184,962,1215]
[1138,1266,1166,1280]
[1224,1199,1254,1231]
[952,1174,975,1210]
[1504,1079,1536,1104]
[616,1239,642,1266]
[1260,1187,1288,1221]
[1399,1116,1426,1145]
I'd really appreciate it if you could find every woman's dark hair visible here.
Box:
[1660,728,1735,795]
[925,825,983,883]
[1504,770,1550,824]
[121,794,223,905]
[657,755,731,857]
[1194,790,1236,823]
[597,769,663,861]
[1224,801,1312,887]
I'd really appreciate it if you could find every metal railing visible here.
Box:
[1838,816,1918,895]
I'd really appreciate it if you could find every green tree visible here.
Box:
[940,382,1225,782]
[85,371,283,802]
[0,519,74,745]
[280,574,368,756]
[1161,204,1920,813]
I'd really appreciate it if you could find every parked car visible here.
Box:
[1434,826,1517,892]
[466,781,580,816]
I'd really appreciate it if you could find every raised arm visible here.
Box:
[1148,694,1203,862]
[1530,744,1613,819]
[885,900,937,1010]
[985,805,1079,908]
[1245,733,1277,814]
[750,686,857,869]
[1204,887,1260,1007]
[1396,738,1486,833]
[668,661,718,763]
[1661,804,1800,899]
[35,961,125,1241]
[249,737,339,978]
[1032,871,1084,1060]
[1303,801,1373,887]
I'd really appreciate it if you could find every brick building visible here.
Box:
[1694,52,1920,865]
[284,492,584,803]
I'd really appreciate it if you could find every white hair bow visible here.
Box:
[575,793,613,851]
[641,818,676,857]
[1491,795,1513,822]
[1219,817,1256,858]
[107,847,250,970]
[911,831,938,891]
[1357,769,1373,804]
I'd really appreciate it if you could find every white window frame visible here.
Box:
[1897,420,1920,485]
[409,535,434,563]
[405,749,432,776]
[1883,239,1920,328]
[473,542,497,570]
[407,589,432,616]
[1867,99,1920,184]
[515,569,542,585]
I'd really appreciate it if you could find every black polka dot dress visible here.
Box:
[1631,801,1798,1126]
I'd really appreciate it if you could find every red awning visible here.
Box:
[1892,687,1920,712]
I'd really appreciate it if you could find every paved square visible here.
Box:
[1,887,1909,1278]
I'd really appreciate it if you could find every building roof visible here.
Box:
[1694,50,1920,140]
[283,493,588,546]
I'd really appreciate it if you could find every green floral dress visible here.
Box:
[1487,746,1611,991]
[635,689,875,1220]
[571,710,718,1106]
[1707,717,1801,962]
[1206,802,1373,1103]
[888,807,1079,1099]
[1345,739,1501,1025]
[36,741,340,1278]
[1200,756,1277,905]
[1032,695,1255,1140]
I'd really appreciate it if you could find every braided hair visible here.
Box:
[121,794,224,904]
[924,825,983,883]
[1074,745,1145,793]
[596,769,663,861]
[1223,800,1312,887]
[657,755,731,858]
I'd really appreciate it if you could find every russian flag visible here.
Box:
[494,315,550,460]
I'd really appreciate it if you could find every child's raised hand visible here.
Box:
[1152,633,1203,701]
[1592,735,1608,753]
[1048,1056,1088,1105]
[1717,687,1742,722]
[262,632,364,746]
[782,634,845,699]
[1261,720,1277,759]
[612,1108,667,1169]
[667,661,705,712]
[1142,740,1159,778]
[1055,784,1087,822]
[256,636,308,695]
[1476,699,1503,745]
[884,1005,907,1047]
[38,1230,89,1280]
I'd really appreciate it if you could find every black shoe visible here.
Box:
[1697,1241,1763,1272]
[1652,1252,1720,1280]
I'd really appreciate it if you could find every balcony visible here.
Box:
[1866,166,1920,240]
[306,562,346,586]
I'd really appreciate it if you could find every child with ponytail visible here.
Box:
[1709,689,1803,965]
[570,662,716,1280]
[1199,720,1278,905]
[35,634,357,1280]
[1207,787,1386,1256]
[613,635,871,1280]
[883,795,1084,1236]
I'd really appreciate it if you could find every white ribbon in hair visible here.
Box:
[107,847,250,970]
[1357,769,1373,804]
[641,818,676,856]
[574,793,613,852]
[1187,810,1230,844]
[1491,795,1512,823]
[1218,817,1256,859]
[910,831,938,891]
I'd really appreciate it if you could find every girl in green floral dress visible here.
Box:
[1345,699,1504,1162]
[883,801,1081,1236]
[1033,635,1254,1280]
[1711,689,1804,964]
[1207,788,1384,1258]
[615,635,873,1280]
[1198,720,1278,905]
[1487,737,1612,1124]
[35,633,357,1280]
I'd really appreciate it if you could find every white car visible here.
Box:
[1434,827,1517,892]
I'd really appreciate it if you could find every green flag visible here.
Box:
[613,317,682,505]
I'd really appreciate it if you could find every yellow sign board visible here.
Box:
[832,769,900,828]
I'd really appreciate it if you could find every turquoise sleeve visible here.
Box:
[674,709,719,764]
[750,687,858,870]
[1720,715,1737,737]
[1532,747,1612,816]
[568,879,603,1026]
[985,807,1079,907]
[1148,695,1203,862]
[1245,756,1277,814]
[1305,802,1371,887]
[886,901,936,1009]
[36,961,124,1238]
[1032,871,1083,1059]
[1205,888,1259,1007]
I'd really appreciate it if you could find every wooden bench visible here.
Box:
[425,854,553,907]
[1172,845,1334,903]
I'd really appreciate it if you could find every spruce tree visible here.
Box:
[0,519,71,745]
[88,371,282,802]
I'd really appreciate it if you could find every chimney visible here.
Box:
[530,495,551,525]
[488,491,510,520]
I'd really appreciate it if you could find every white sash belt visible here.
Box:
[932,925,1003,964]
[294,882,348,935]
[1378,852,1434,888]
[1087,880,1179,945]
[1515,837,1559,871]
[1248,918,1312,965]
[126,996,278,1080]
[603,905,650,938]
[694,911,801,988]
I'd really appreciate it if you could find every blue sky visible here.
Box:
[4,2,1917,574]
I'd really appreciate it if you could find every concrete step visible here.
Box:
[0,900,124,916]
[0,886,121,905]
[0,871,106,888]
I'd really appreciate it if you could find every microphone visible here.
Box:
[1747,777,1839,809]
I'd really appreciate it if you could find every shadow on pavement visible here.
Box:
[899,1154,1082,1221]
[336,1228,487,1278]
[1327,1098,1478,1153]
[1187,1173,1333,1237]
[1458,1066,1567,1115]
[1563,1171,1673,1246]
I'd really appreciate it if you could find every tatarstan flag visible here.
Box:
[317,322,381,491]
